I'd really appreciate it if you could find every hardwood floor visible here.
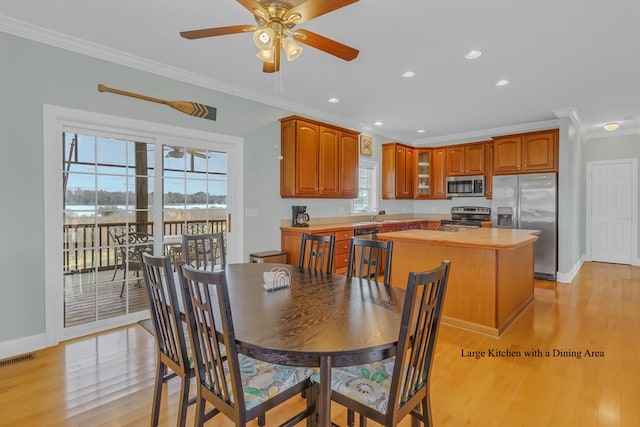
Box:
[1,262,638,426]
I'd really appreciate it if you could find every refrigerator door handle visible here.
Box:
[515,183,520,229]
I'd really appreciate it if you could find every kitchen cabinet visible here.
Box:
[280,115,360,198]
[414,148,431,199]
[446,142,485,176]
[382,143,414,199]
[421,220,442,230]
[333,229,353,274]
[493,129,558,174]
[484,141,494,199]
[338,132,359,198]
[431,148,447,199]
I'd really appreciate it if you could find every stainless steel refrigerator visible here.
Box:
[491,173,557,280]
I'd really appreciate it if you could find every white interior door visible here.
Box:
[588,160,634,264]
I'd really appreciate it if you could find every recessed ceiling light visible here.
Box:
[417,129,426,133]
[604,122,619,131]
[464,50,482,60]
[374,121,383,126]
[494,79,510,87]
[327,97,340,104]
[401,71,416,78]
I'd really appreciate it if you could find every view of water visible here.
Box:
[65,204,227,216]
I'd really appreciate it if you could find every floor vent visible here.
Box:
[0,352,36,368]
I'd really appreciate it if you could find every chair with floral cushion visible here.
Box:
[178,264,315,427]
[140,252,195,427]
[320,260,451,427]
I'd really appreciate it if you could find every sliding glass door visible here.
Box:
[46,105,243,343]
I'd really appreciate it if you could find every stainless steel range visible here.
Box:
[440,206,491,231]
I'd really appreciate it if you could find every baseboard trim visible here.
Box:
[557,256,585,283]
[0,333,48,360]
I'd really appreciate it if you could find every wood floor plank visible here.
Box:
[1,262,639,426]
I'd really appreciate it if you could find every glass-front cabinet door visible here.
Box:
[415,149,432,198]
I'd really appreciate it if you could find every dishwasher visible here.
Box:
[353,226,380,240]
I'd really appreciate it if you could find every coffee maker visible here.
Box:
[292,206,310,227]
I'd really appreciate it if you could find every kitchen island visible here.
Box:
[377,228,539,337]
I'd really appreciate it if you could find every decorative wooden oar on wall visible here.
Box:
[98,84,217,121]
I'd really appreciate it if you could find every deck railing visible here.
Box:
[63,219,227,272]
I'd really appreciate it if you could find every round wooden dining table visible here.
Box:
[221,262,406,427]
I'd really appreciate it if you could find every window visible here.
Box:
[352,158,378,213]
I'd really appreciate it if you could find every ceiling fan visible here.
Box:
[165,147,210,159]
[180,0,360,73]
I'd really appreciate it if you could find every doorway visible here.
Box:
[44,105,244,343]
[586,159,638,264]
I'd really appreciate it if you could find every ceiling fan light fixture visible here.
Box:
[253,27,275,50]
[256,46,276,63]
[282,36,303,61]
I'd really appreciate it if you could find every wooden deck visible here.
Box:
[64,269,150,327]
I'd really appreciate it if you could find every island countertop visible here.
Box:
[377,227,540,336]
[377,228,539,249]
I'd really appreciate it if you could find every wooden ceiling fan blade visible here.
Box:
[285,0,359,25]
[180,25,256,40]
[293,29,359,61]
[186,148,209,159]
[236,0,269,19]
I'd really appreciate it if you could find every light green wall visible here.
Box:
[0,32,395,344]
[557,117,585,274]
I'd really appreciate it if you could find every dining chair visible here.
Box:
[182,232,226,270]
[110,226,153,297]
[140,252,194,427]
[177,264,315,427]
[322,260,451,427]
[184,221,211,235]
[168,222,212,267]
[298,233,336,273]
[346,237,394,285]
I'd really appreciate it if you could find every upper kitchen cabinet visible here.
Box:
[484,141,494,199]
[280,116,360,198]
[493,129,558,175]
[446,142,485,176]
[414,147,447,199]
[414,148,431,199]
[431,148,447,199]
[338,132,359,198]
[382,142,414,199]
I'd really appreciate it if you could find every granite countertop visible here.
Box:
[280,215,449,232]
[377,228,540,249]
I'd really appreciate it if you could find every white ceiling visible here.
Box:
[2,0,639,143]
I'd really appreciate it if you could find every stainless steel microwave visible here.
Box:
[445,175,485,197]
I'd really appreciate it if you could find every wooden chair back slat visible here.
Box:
[346,237,394,285]
[298,233,335,273]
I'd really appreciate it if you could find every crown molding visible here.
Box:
[552,107,586,136]
[414,119,560,146]
[0,14,410,141]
